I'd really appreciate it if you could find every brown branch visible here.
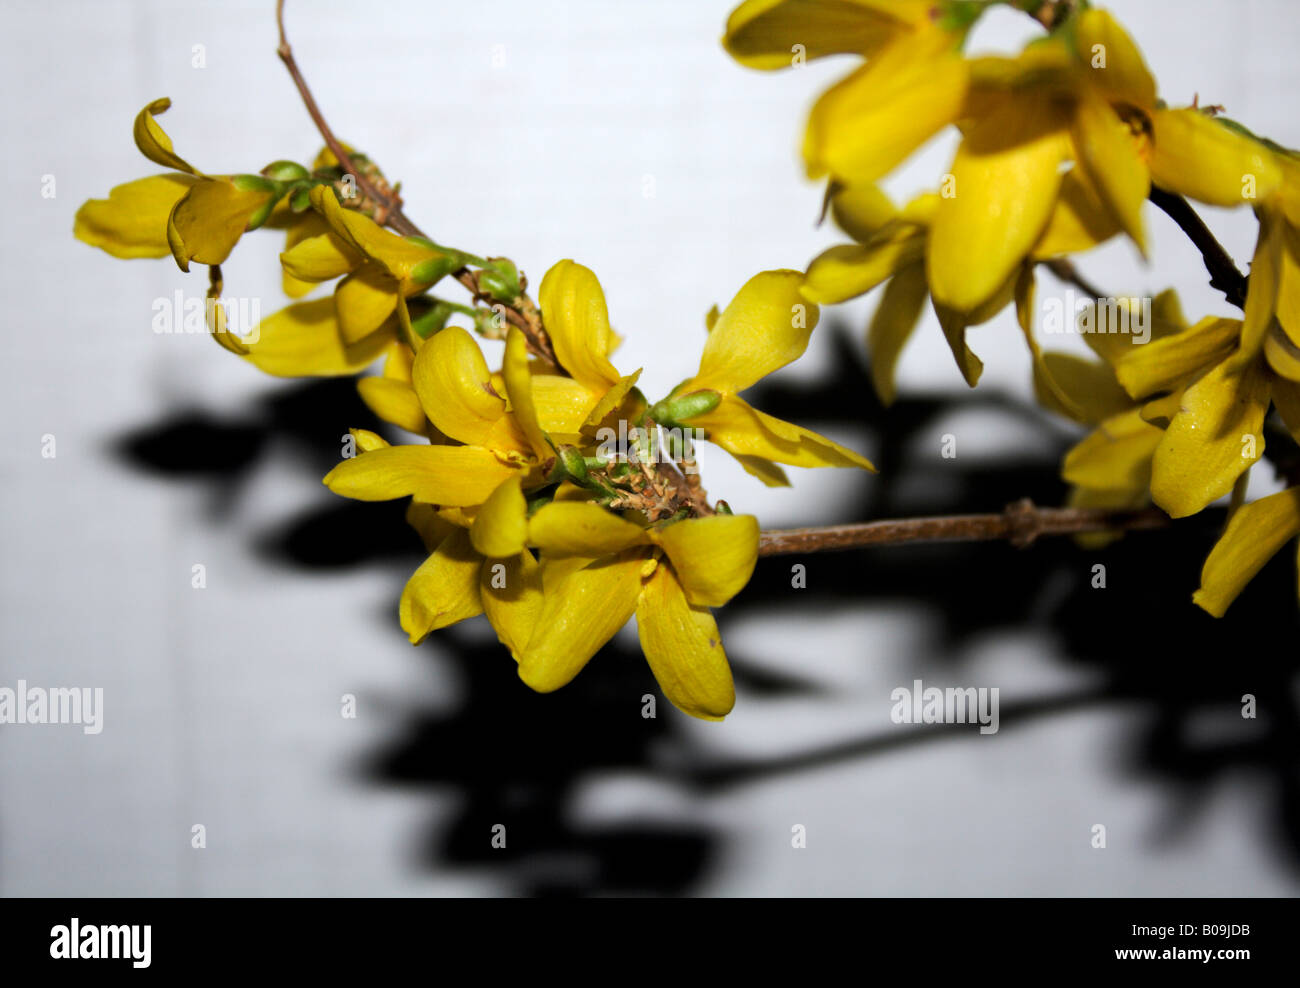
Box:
[757,499,1170,556]
[1041,258,1107,300]
[274,0,558,366]
[1148,186,1249,310]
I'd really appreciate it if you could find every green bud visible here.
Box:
[407,299,455,339]
[289,184,314,213]
[557,445,590,484]
[409,249,463,287]
[478,258,521,301]
[261,160,311,182]
[245,196,277,231]
[648,388,721,427]
[715,500,733,515]
[230,173,277,194]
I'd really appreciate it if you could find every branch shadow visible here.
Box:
[109,324,1300,892]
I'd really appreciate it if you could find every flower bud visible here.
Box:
[261,160,310,182]
[478,258,521,301]
[648,388,721,426]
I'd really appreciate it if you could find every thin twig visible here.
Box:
[1148,186,1250,310]
[274,0,558,365]
[1041,258,1107,300]
[757,500,1170,556]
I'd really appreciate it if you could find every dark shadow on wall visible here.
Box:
[112,324,1300,893]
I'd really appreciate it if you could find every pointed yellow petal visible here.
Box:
[865,260,928,406]
[1149,108,1281,207]
[503,327,553,458]
[802,225,925,304]
[734,455,792,487]
[1273,377,1300,439]
[931,301,986,388]
[280,231,362,283]
[74,174,199,259]
[1016,265,1087,420]
[406,501,458,552]
[829,181,898,242]
[1062,407,1162,491]
[722,0,928,70]
[649,514,759,608]
[242,298,389,377]
[1151,358,1270,518]
[1073,8,1156,110]
[323,445,521,505]
[1071,90,1149,253]
[132,98,200,174]
[308,185,443,284]
[411,326,507,445]
[928,95,1070,312]
[167,178,268,270]
[688,395,875,471]
[1193,487,1300,617]
[1237,212,1282,364]
[1265,326,1300,383]
[1033,352,1132,425]
[480,547,543,658]
[516,551,645,692]
[1113,315,1241,398]
[804,25,967,183]
[637,562,735,720]
[469,476,528,558]
[694,270,819,394]
[335,265,399,344]
[357,378,426,434]
[532,374,601,434]
[1032,167,1122,259]
[538,260,622,391]
[529,501,650,556]
[1275,221,1300,348]
[399,529,484,644]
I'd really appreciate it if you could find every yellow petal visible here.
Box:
[308,185,438,283]
[1072,8,1156,110]
[538,260,622,391]
[516,550,645,692]
[529,501,650,556]
[637,562,735,720]
[406,500,458,552]
[323,445,521,505]
[928,95,1071,312]
[1149,108,1281,207]
[694,270,819,394]
[829,181,898,242]
[931,302,986,388]
[74,174,199,259]
[1193,487,1300,617]
[1032,167,1122,258]
[688,395,875,471]
[722,0,929,70]
[1113,316,1241,398]
[357,378,427,434]
[480,548,543,658]
[1080,288,1187,365]
[503,327,553,458]
[132,98,199,175]
[1266,326,1300,383]
[470,476,528,558]
[280,231,362,283]
[734,455,792,487]
[411,326,507,445]
[1062,407,1162,491]
[1016,265,1086,420]
[1275,221,1300,348]
[1237,212,1282,364]
[649,514,759,608]
[335,265,399,344]
[281,212,330,298]
[804,25,968,183]
[1033,352,1132,425]
[351,428,389,452]
[1151,357,1270,518]
[243,298,390,377]
[399,529,484,645]
[1272,377,1300,440]
[167,178,268,270]
[1070,89,1149,253]
[865,260,927,406]
[532,374,602,434]
[802,225,925,304]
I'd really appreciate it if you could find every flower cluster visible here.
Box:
[723,0,1300,613]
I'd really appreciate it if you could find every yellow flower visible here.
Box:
[1193,483,1300,618]
[722,0,936,70]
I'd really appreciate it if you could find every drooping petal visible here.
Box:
[1150,357,1270,518]
[334,265,400,344]
[928,94,1071,312]
[1265,325,1300,383]
[1193,487,1300,617]
[167,178,269,270]
[308,185,446,286]
[399,529,484,645]
[804,25,968,183]
[688,395,876,471]
[1237,212,1282,364]
[1072,8,1157,110]
[1070,89,1149,254]
[1016,265,1086,420]
[242,298,389,377]
[132,98,200,174]
[1032,167,1122,258]
[412,326,507,445]
[528,501,650,556]
[694,270,819,394]
[1032,352,1132,425]
[865,260,928,406]
[649,514,759,608]
[74,174,199,259]
[637,561,735,720]
[280,231,362,283]
[469,475,529,558]
[357,378,427,434]
[406,501,458,552]
[1062,407,1163,491]
[480,547,543,658]
[1113,316,1241,398]
[516,550,645,693]
[538,260,622,392]
[1148,108,1281,207]
[829,181,898,242]
[802,224,925,304]
[502,327,553,458]
[323,445,522,505]
[722,0,929,70]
